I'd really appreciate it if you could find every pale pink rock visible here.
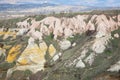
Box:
[16,14,119,41]
[118,14,120,26]
[16,18,30,28]
[30,19,41,29]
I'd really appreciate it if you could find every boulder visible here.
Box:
[59,40,71,50]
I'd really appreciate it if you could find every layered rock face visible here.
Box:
[16,14,119,54]
[16,14,119,39]
[0,13,120,80]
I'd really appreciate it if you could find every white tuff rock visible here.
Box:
[107,61,120,72]
[59,40,71,50]
[76,59,85,68]
[92,34,111,54]
[114,33,119,38]
[53,52,62,61]
[84,52,96,66]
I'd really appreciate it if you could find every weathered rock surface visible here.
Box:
[59,40,71,50]
[0,11,120,80]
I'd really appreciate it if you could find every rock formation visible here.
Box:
[0,11,120,80]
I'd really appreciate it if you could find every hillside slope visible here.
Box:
[0,11,120,80]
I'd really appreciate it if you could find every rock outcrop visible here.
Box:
[0,12,120,80]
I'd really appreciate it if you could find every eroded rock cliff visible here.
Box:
[0,11,120,80]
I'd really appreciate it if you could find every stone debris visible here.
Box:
[53,52,62,61]
[107,61,120,72]
[75,59,85,68]
[114,33,119,38]
[84,52,96,66]
[78,49,88,59]
[72,42,76,47]
[59,40,71,50]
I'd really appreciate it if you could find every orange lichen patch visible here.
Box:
[6,45,21,63]
[0,31,13,35]
[17,59,28,65]
[0,32,6,36]
[48,44,56,57]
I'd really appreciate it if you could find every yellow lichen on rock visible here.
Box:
[6,45,21,63]
[17,59,28,65]
[3,45,12,49]
[48,44,56,57]
[17,42,47,65]
[0,32,6,36]
[0,31,17,40]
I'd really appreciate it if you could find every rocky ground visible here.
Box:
[0,10,120,80]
